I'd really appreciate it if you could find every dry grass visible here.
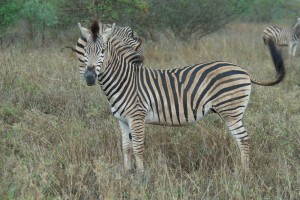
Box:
[0,23,300,199]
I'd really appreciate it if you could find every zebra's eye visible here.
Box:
[101,49,105,54]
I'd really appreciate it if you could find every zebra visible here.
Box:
[77,20,285,173]
[75,21,142,82]
[263,18,300,57]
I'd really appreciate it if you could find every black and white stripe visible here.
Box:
[77,21,285,173]
[263,18,300,57]
[75,21,142,83]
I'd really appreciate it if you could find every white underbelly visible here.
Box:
[111,105,211,126]
[145,110,207,126]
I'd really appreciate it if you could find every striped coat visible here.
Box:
[77,21,285,173]
[263,18,300,57]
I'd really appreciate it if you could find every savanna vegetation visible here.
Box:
[0,0,300,199]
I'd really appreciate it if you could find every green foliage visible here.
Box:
[148,0,248,40]
[242,0,300,22]
[0,0,60,45]
[94,0,147,23]
[1,0,300,43]
[0,0,22,33]
[20,0,58,29]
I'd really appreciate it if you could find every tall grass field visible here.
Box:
[0,23,299,199]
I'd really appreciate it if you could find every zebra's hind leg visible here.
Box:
[226,119,250,171]
[217,113,251,171]
[119,120,133,172]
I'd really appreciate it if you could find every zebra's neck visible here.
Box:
[98,59,138,102]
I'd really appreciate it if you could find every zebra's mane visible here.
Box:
[91,20,100,41]
[109,35,144,65]
[107,24,143,54]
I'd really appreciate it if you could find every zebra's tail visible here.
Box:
[248,38,285,86]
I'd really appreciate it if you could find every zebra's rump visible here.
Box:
[263,26,289,46]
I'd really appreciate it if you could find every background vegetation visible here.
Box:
[0,0,300,199]
[1,0,300,44]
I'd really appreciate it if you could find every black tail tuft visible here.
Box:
[266,38,285,85]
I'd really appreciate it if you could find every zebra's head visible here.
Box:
[78,21,112,86]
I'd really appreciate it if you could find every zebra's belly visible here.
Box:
[110,103,210,126]
[145,110,207,126]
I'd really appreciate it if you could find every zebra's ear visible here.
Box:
[78,23,91,39]
[102,23,116,42]
[98,20,105,35]
[111,23,116,33]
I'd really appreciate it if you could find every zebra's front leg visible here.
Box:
[129,118,146,173]
[119,120,133,172]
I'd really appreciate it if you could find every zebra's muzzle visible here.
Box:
[84,69,97,86]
